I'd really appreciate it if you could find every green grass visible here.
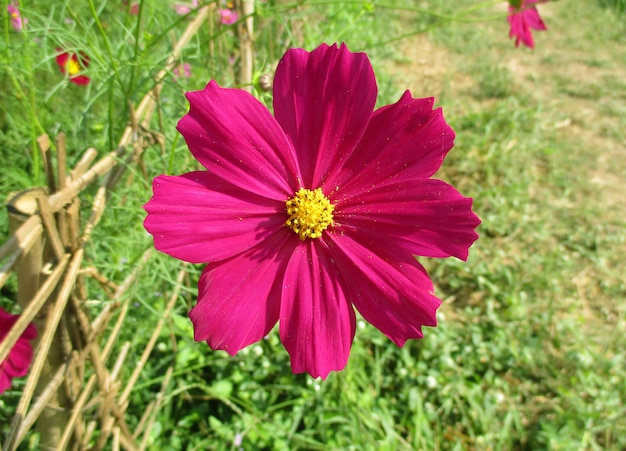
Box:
[2,0,626,449]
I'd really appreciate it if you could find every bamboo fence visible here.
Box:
[0,3,255,449]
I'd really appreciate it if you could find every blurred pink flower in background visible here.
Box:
[173,63,192,81]
[144,43,480,379]
[507,0,548,48]
[218,8,238,25]
[56,49,91,85]
[0,307,37,394]
[174,0,198,15]
[7,2,27,31]
[120,0,139,14]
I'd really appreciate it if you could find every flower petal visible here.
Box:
[336,178,480,260]
[279,241,355,379]
[328,233,440,346]
[5,340,33,377]
[273,43,377,188]
[0,308,36,393]
[191,231,296,354]
[0,371,11,394]
[523,7,547,31]
[70,75,90,85]
[328,91,454,193]
[178,81,300,200]
[144,172,285,263]
[55,51,69,72]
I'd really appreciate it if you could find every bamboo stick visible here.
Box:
[53,374,96,451]
[70,147,99,181]
[236,0,255,91]
[0,216,42,289]
[55,133,69,247]
[35,193,66,262]
[2,253,71,451]
[0,213,41,263]
[56,133,67,192]
[0,254,69,366]
[132,401,155,439]
[6,189,46,312]
[93,343,134,451]
[37,134,56,193]
[12,353,77,445]
[47,146,126,213]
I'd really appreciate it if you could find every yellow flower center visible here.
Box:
[67,58,81,76]
[285,188,334,240]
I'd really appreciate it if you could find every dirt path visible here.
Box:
[388,2,626,218]
[383,1,626,325]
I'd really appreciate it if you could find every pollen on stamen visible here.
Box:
[285,188,334,240]
[67,59,81,76]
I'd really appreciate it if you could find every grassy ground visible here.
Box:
[1,1,625,449]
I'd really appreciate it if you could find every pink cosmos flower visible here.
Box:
[507,0,548,48]
[0,307,37,394]
[173,63,192,81]
[144,43,481,379]
[7,2,27,31]
[217,8,238,25]
[55,49,90,85]
[173,0,198,15]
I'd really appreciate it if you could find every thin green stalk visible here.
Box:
[108,75,115,152]
[167,133,181,176]
[25,49,41,185]
[125,0,145,102]
[4,0,47,184]
[86,0,117,64]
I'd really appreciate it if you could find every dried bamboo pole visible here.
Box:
[47,146,126,213]
[0,213,41,263]
[237,0,255,91]
[8,201,144,449]
[66,343,132,451]
[55,134,69,248]
[0,215,42,289]
[112,427,121,451]
[5,181,99,449]
[6,189,47,312]
[92,343,134,451]
[35,194,66,262]
[56,133,68,192]
[37,134,56,193]
[0,254,69,366]
[132,401,155,440]
[71,247,151,417]
[56,245,151,451]
[70,147,99,181]
[5,170,73,449]
[2,252,71,451]
[10,352,79,446]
